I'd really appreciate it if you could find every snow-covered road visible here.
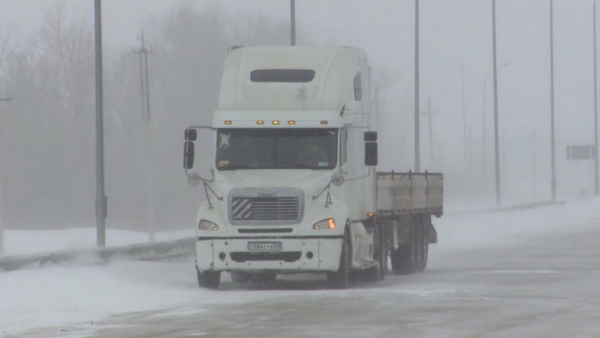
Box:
[4,198,600,337]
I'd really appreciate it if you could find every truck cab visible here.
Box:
[183,46,441,289]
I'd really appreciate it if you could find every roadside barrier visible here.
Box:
[0,237,196,272]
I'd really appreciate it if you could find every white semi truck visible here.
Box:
[183,46,443,289]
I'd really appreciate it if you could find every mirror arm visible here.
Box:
[185,168,215,183]
[345,167,372,183]
[312,182,331,201]
[203,181,223,209]
[204,179,223,200]
[312,182,333,208]
[203,181,213,209]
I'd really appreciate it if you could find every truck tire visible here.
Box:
[251,273,277,284]
[378,223,388,280]
[415,216,429,272]
[365,223,387,282]
[197,270,221,289]
[231,272,252,284]
[327,231,350,289]
[391,217,418,275]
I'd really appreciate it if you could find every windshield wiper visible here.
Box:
[278,161,314,169]
[220,164,253,170]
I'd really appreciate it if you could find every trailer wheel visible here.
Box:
[197,270,221,289]
[231,272,252,284]
[416,216,429,272]
[391,217,418,275]
[327,230,350,289]
[378,223,388,280]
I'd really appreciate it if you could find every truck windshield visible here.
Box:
[216,128,338,170]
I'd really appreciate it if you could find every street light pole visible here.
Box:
[594,0,599,196]
[94,0,107,247]
[0,96,11,256]
[550,0,557,201]
[492,0,501,205]
[483,62,510,199]
[461,64,468,173]
[415,0,421,172]
[291,0,296,46]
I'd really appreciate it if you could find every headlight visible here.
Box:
[313,218,336,230]
[198,219,219,231]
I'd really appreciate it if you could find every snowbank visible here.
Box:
[1,228,194,257]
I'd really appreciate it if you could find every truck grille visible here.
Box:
[229,188,304,225]
[232,197,299,220]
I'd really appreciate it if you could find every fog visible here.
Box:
[0,0,597,233]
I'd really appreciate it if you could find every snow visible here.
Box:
[1,198,599,336]
[1,228,194,257]
[432,198,599,254]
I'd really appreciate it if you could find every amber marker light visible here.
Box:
[288,120,296,125]
[272,120,280,125]
[320,121,328,125]
[257,120,264,125]
[224,120,232,125]
[367,212,374,218]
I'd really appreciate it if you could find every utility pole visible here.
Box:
[373,87,384,132]
[134,31,155,242]
[94,0,107,247]
[532,127,537,200]
[427,98,435,169]
[594,0,599,196]
[502,129,507,182]
[415,0,420,172]
[420,98,438,170]
[0,96,12,256]
[483,62,510,199]
[550,0,557,201]
[461,64,468,172]
[290,0,296,46]
[374,87,380,121]
[469,128,473,174]
[492,0,502,206]
[483,75,488,196]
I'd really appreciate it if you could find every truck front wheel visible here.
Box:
[231,272,252,284]
[197,270,221,289]
[327,231,350,289]
[365,223,387,282]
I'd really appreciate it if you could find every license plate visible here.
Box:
[248,242,282,251]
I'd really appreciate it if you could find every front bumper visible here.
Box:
[196,237,343,273]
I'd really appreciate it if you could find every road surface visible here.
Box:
[13,214,600,337]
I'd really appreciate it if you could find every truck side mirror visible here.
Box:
[183,141,195,169]
[185,129,197,141]
[364,131,378,142]
[365,142,378,166]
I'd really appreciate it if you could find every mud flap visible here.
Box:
[428,223,437,244]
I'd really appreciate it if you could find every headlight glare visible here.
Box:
[313,218,336,230]
[198,219,219,231]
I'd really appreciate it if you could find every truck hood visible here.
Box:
[208,169,339,225]
[215,169,334,191]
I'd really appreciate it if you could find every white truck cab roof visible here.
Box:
[214,46,368,128]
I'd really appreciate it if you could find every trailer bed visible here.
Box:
[376,172,443,217]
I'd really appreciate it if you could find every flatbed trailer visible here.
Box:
[375,171,443,274]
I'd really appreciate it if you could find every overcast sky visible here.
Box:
[1,0,598,199]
